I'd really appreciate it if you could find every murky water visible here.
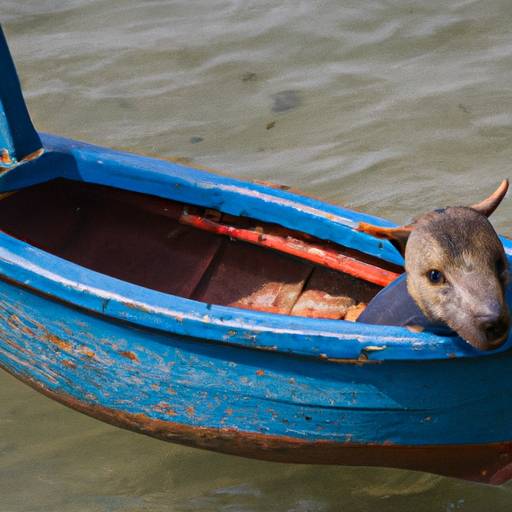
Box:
[2,0,512,510]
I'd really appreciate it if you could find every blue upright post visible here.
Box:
[0,25,42,167]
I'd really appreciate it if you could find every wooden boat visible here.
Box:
[2,26,512,485]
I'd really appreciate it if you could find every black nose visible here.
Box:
[482,318,511,345]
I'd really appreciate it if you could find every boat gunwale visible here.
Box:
[0,150,510,361]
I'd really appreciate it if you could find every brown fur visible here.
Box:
[359,180,511,351]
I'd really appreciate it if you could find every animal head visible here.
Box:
[359,180,511,351]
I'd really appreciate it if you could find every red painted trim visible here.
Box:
[180,213,400,287]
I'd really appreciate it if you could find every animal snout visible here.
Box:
[482,319,509,341]
[477,311,511,349]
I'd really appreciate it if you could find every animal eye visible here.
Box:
[428,269,445,284]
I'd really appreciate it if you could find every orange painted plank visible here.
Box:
[180,212,400,287]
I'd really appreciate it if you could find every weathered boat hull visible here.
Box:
[1,237,512,485]
[2,24,512,484]
[10,371,512,485]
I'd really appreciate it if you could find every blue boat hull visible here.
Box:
[2,24,512,484]
[1,243,512,484]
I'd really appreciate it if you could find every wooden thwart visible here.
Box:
[180,210,400,287]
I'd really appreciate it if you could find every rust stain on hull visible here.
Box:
[120,351,140,363]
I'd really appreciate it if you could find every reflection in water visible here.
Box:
[2,0,512,510]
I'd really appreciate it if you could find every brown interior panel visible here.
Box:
[0,179,381,318]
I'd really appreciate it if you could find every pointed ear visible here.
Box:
[358,222,413,256]
[470,179,508,217]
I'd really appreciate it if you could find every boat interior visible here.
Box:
[0,178,403,320]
